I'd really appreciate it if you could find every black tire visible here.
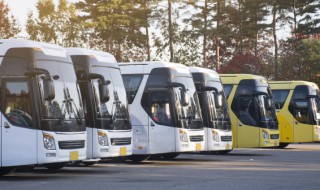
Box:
[0,167,15,176]
[44,163,66,170]
[83,161,97,166]
[278,143,289,149]
[161,153,180,160]
[128,155,150,163]
[218,149,233,155]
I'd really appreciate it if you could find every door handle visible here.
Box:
[150,122,155,127]
[4,122,10,129]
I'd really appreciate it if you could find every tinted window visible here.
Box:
[4,81,33,128]
[122,75,143,104]
[150,91,172,126]
[289,88,312,125]
[271,90,289,109]
[223,84,233,98]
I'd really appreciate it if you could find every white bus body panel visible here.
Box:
[37,131,86,164]
[204,128,233,151]
[1,115,37,167]
[107,130,133,157]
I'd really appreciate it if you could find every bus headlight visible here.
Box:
[98,131,109,146]
[262,130,269,139]
[212,129,220,142]
[179,129,188,142]
[43,133,56,150]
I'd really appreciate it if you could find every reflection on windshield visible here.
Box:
[207,90,231,130]
[172,77,202,129]
[92,67,131,130]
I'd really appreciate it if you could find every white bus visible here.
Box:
[0,39,86,175]
[67,48,132,164]
[120,61,205,162]
[189,67,233,154]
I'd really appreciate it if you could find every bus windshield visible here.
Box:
[310,89,320,125]
[172,77,202,129]
[207,81,231,130]
[91,66,131,130]
[256,86,278,129]
[37,61,85,131]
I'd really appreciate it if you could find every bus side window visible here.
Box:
[4,81,33,128]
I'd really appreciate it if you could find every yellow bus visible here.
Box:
[220,74,279,148]
[269,81,320,148]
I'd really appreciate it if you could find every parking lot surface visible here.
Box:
[1,144,320,190]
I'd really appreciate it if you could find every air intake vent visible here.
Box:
[221,136,232,142]
[111,138,132,146]
[189,135,204,142]
[270,134,279,139]
[58,140,85,149]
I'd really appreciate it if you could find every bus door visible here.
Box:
[292,100,313,142]
[1,78,37,166]
[235,96,260,147]
[148,90,175,154]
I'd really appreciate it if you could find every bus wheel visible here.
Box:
[161,153,180,160]
[128,155,150,163]
[278,143,289,149]
[218,149,233,155]
[0,167,15,176]
[44,163,66,170]
[83,161,97,166]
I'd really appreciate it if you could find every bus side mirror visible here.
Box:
[180,89,189,107]
[43,78,55,101]
[99,82,111,103]
[215,94,223,108]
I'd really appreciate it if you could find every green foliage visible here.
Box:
[0,0,20,39]
[76,0,148,61]
[26,0,82,47]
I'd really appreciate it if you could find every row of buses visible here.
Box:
[0,39,319,175]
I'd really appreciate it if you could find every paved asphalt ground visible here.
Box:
[1,144,320,190]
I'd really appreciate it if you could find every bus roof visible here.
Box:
[220,74,268,85]
[269,81,319,90]
[189,67,220,80]
[66,48,117,65]
[0,39,67,58]
[119,61,191,76]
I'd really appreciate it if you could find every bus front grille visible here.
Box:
[58,140,85,149]
[111,138,132,146]
[270,134,279,139]
[189,135,204,142]
[221,136,232,142]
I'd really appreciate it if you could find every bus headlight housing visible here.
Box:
[43,133,56,150]
[212,129,220,142]
[179,129,188,142]
[98,131,109,146]
[262,130,269,139]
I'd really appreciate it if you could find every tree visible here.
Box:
[0,0,20,39]
[26,0,82,47]
[76,0,147,62]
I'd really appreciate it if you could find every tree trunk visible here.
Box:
[272,3,279,80]
[203,0,208,67]
[293,0,297,39]
[216,0,221,71]
[168,0,174,62]
[144,0,151,61]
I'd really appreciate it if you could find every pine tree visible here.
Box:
[76,0,147,61]
[0,0,20,39]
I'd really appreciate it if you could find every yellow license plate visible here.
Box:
[226,143,231,150]
[70,151,79,161]
[196,143,201,151]
[120,147,127,156]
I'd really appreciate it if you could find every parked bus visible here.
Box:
[269,81,320,148]
[0,39,86,175]
[67,48,132,164]
[220,74,279,148]
[120,62,205,161]
[189,67,233,154]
